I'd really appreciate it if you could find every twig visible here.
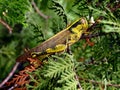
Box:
[0,62,20,88]
[87,1,120,32]
[73,64,83,90]
[107,2,120,12]
[75,72,83,90]
[79,77,120,88]
[87,16,104,32]
[0,19,12,34]
[31,0,49,20]
[80,32,109,39]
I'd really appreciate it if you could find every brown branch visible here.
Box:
[31,0,49,20]
[0,19,12,34]
[0,62,20,88]
[87,16,103,32]
[107,2,120,12]
[80,32,109,39]
[74,69,83,90]
[79,77,120,88]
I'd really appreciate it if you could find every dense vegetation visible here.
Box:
[0,0,120,90]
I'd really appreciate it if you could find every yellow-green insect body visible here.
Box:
[16,18,88,62]
[46,44,67,53]
[31,18,88,60]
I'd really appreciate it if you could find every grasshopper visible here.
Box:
[16,17,88,62]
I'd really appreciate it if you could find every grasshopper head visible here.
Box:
[80,17,88,32]
[68,17,88,34]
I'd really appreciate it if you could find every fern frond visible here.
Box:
[0,0,30,26]
[43,54,74,78]
[62,80,78,90]
[31,23,45,43]
[42,53,79,90]
[58,70,75,83]
[50,0,67,25]
[72,0,89,17]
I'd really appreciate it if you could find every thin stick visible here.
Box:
[73,65,83,90]
[31,0,49,20]
[79,77,120,88]
[0,62,20,88]
[75,72,83,90]
[0,19,12,34]
[80,32,109,39]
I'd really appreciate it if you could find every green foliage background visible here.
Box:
[0,0,120,90]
